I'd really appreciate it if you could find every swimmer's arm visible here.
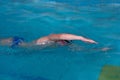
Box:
[20,42,35,47]
[48,34,97,44]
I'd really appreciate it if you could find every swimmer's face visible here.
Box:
[56,40,71,46]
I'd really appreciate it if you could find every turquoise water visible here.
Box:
[0,0,120,80]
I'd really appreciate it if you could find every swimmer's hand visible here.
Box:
[82,39,98,44]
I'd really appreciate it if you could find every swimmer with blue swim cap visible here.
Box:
[0,33,97,48]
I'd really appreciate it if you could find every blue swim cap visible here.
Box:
[11,36,24,48]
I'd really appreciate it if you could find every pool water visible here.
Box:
[0,0,120,80]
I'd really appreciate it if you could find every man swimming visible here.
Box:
[0,33,97,48]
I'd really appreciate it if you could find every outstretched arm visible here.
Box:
[48,33,97,44]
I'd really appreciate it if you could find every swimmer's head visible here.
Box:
[56,40,72,46]
[11,36,24,48]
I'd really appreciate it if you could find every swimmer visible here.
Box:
[0,33,97,48]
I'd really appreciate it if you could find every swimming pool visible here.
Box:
[0,0,120,80]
